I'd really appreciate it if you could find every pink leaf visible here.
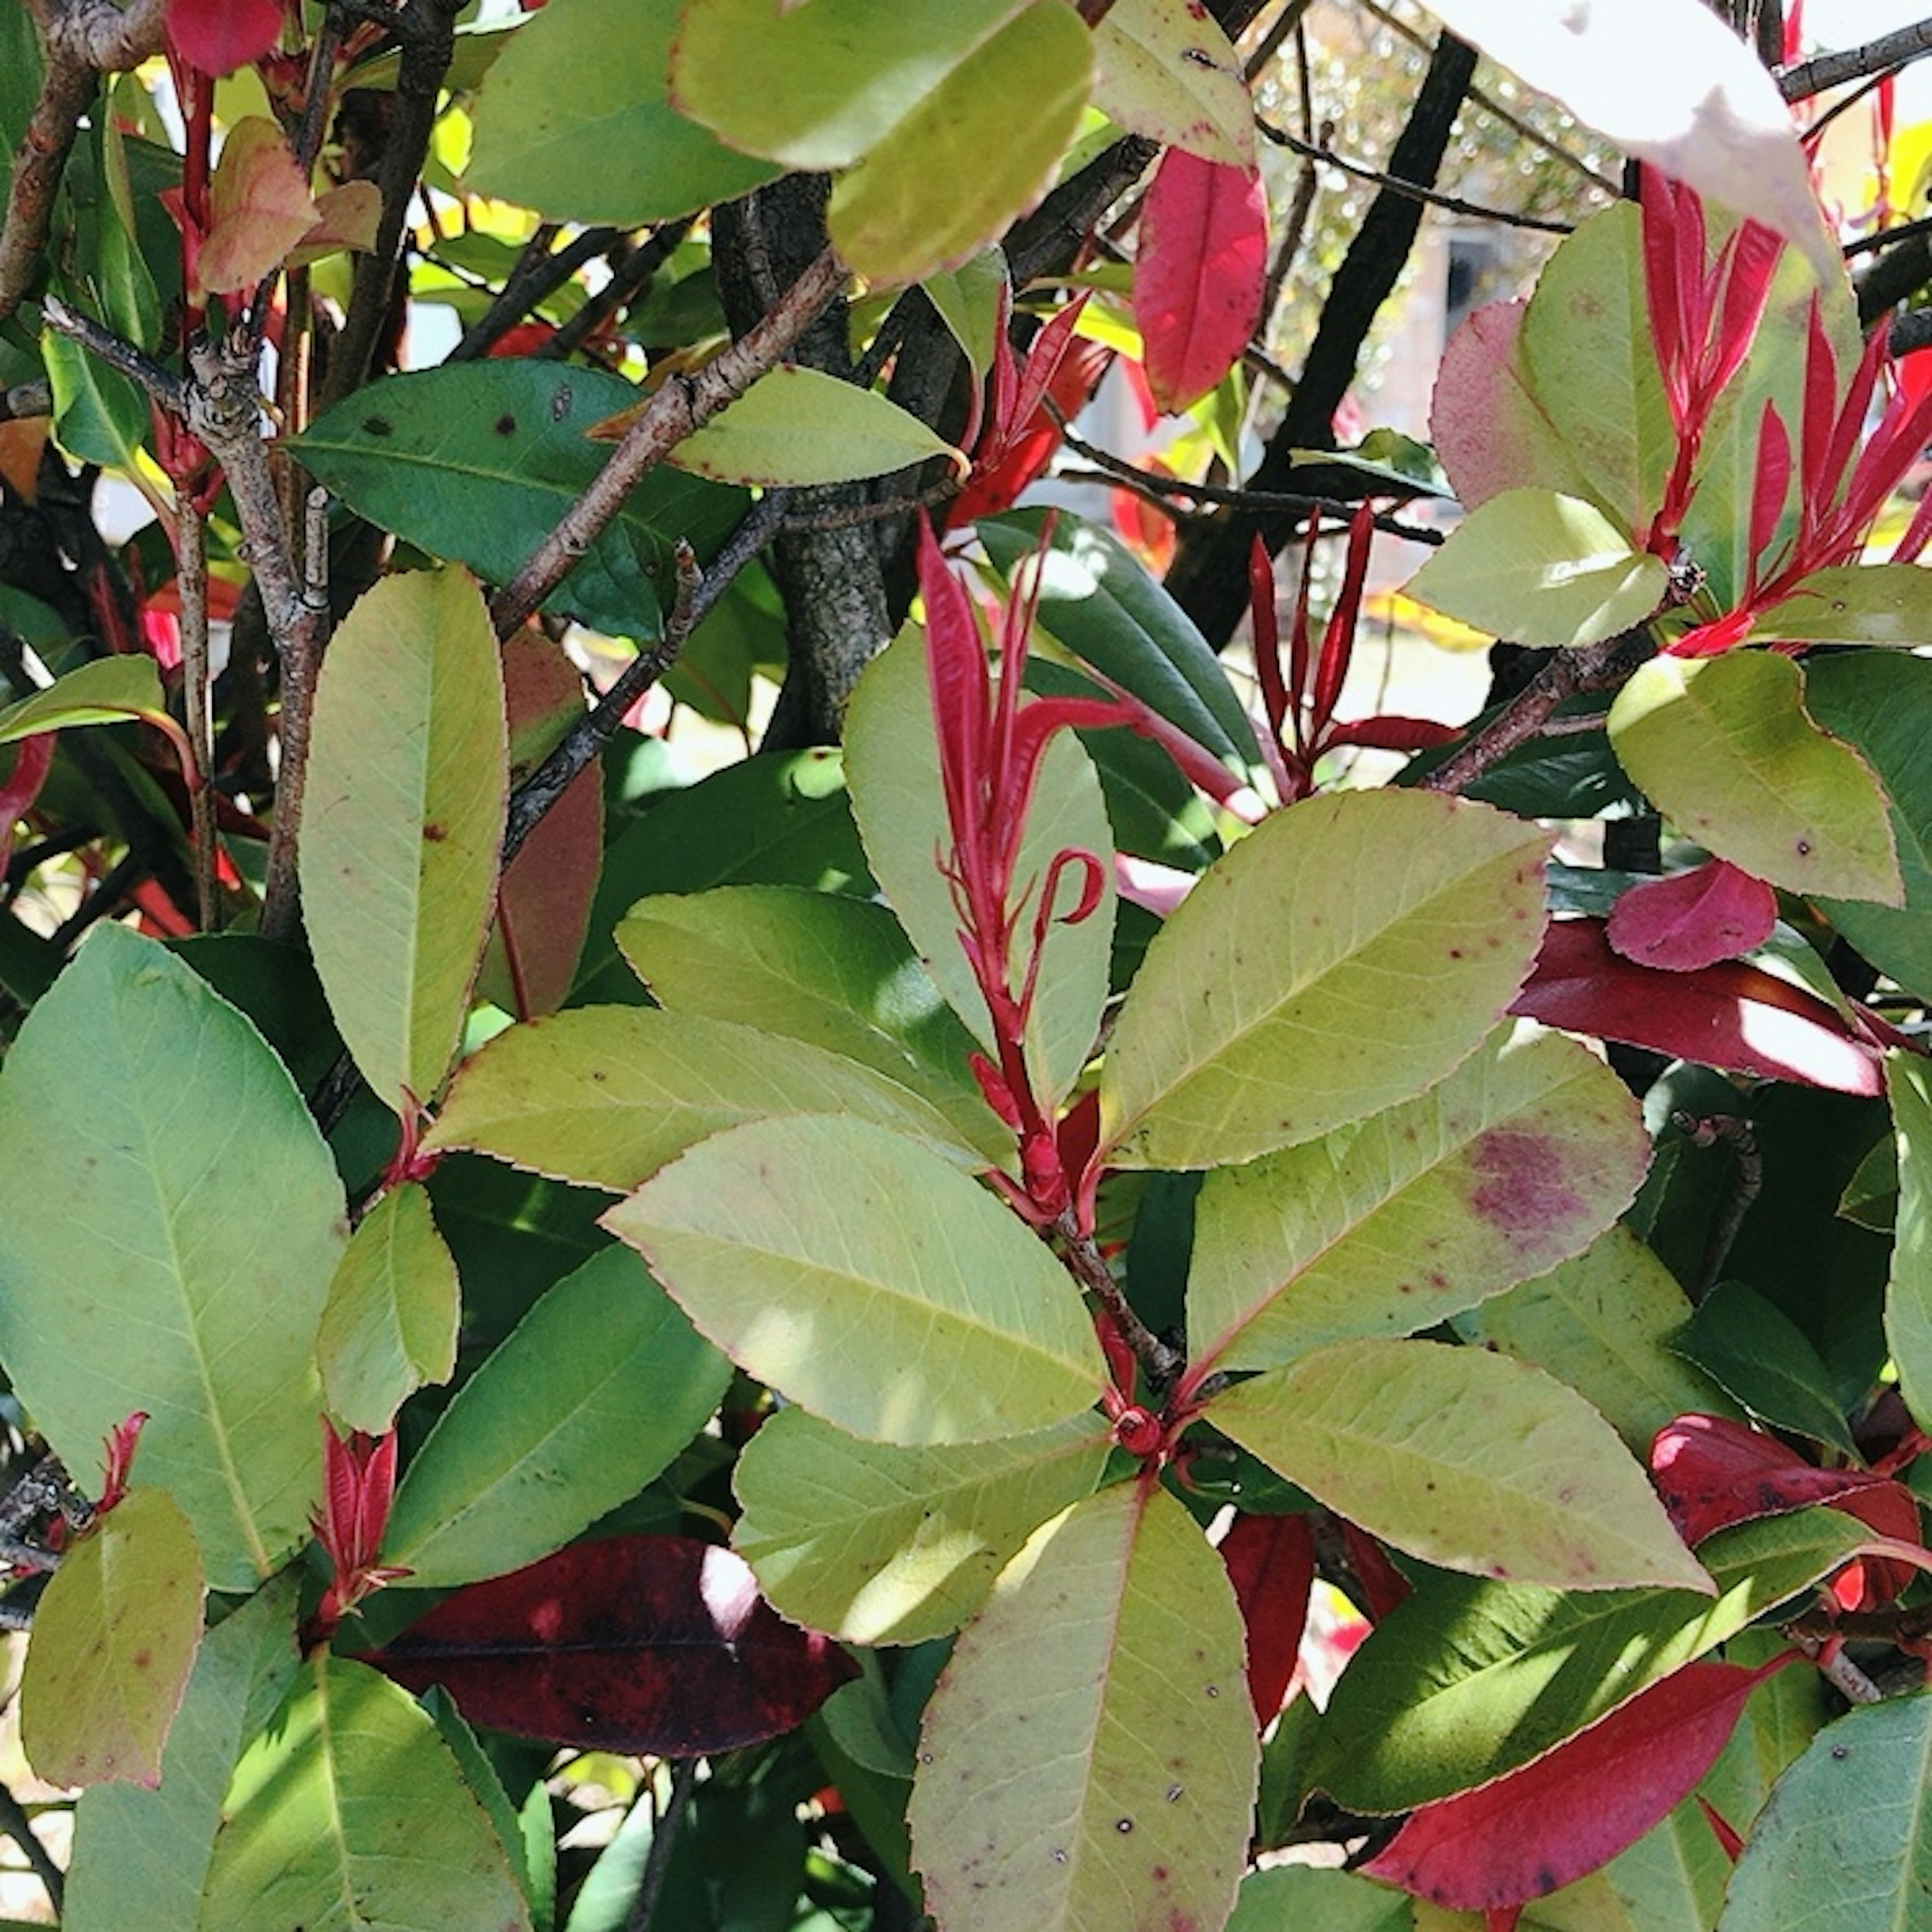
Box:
[1510,918,1884,1096]
[1134,150,1267,415]
[166,0,281,76]
[1430,300,1576,510]
[196,117,316,296]
[1363,1661,1765,1912]
[1219,1512,1315,1720]
[363,1536,856,1755]
[1747,401,1792,581]
[1604,860,1778,972]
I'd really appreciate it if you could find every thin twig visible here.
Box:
[37,296,186,412]
[451,224,622,362]
[540,216,696,362]
[0,1776,61,1914]
[1781,18,1932,100]
[626,1759,699,1932]
[1054,1212,1183,1392]
[1257,116,1577,232]
[1791,1629,1887,1704]
[489,248,847,639]
[781,477,959,532]
[176,502,218,930]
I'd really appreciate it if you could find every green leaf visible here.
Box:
[63,1573,301,1932]
[980,509,1261,768]
[1309,1508,1868,1812]
[1746,562,1932,647]
[466,0,780,223]
[1806,651,1932,1004]
[606,1114,1102,1444]
[665,365,963,486]
[0,925,344,1589]
[42,323,148,474]
[1516,202,1675,533]
[381,1243,729,1587]
[1092,0,1254,168]
[844,623,1115,1110]
[316,1181,460,1435]
[1188,1023,1649,1373]
[301,567,507,1113]
[1100,790,1551,1171]
[1403,489,1668,648]
[0,656,165,741]
[1457,1227,1733,1453]
[418,1689,542,1921]
[1608,653,1902,905]
[921,247,1007,379]
[1229,1867,1413,1932]
[297,362,746,642]
[21,1489,203,1789]
[908,1483,1258,1932]
[1718,1693,1932,1930]
[1675,1279,1856,1454]
[197,1655,532,1932]
[425,1004,976,1190]
[733,1407,1111,1643]
[1206,1338,1707,1591]
[1885,1054,1932,1429]
[614,885,1007,1162]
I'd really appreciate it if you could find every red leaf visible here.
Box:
[948,337,1110,526]
[1363,1661,1764,1911]
[1219,1512,1315,1720]
[166,0,282,77]
[1134,150,1267,415]
[362,1536,856,1755]
[1340,1519,1412,1622]
[1322,714,1460,754]
[1604,860,1778,973]
[1509,918,1884,1096]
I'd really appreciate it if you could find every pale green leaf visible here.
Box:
[1229,1867,1412,1932]
[424,1004,978,1190]
[381,1244,728,1587]
[300,567,508,1112]
[63,1573,301,1932]
[1207,1338,1708,1591]
[1608,653,1901,905]
[1100,790,1551,1171]
[197,1655,532,1932]
[466,0,779,223]
[1404,489,1668,648]
[1092,0,1254,167]
[921,247,1007,379]
[1459,1226,1734,1452]
[733,1407,1111,1644]
[909,1483,1257,1932]
[1885,1054,1932,1428]
[0,656,164,742]
[605,1114,1102,1445]
[1311,1508,1869,1812]
[1718,1694,1932,1930]
[21,1489,203,1789]
[1746,562,1932,647]
[844,623,1115,1110]
[316,1182,460,1436]
[0,924,344,1589]
[665,365,963,486]
[1188,1023,1649,1373]
[827,2,1092,284]
[615,884,1006,1163]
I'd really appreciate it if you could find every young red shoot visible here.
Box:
[305,1418,409,1649]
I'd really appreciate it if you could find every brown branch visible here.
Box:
[488,247,848,640]
[1055,1212,1183,1392]
[539,217,695,362]
[1415,628,1655,796]
[1781,18,1932,100]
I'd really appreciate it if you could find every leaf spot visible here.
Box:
[1116,1817,1134,1833]
[494,415,517,436]
[1469,1128,1582,1235]
[361,415,392,437]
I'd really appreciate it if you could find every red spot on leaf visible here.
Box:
[1468,1129,1581,1234]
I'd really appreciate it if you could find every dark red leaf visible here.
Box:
[361,1536,856,1755]
[1747,400,1792,580]
[1219,1512,1315,1720]
[1509,918,1884,1096]
[1363,1661,1765,1911]
[1134,150,1267,415]
[1340,1519,1412,1622]
[1322,714,1460,754]
[166,0,282,75]
[948,336,1110,526]
[1604,860,1778,973]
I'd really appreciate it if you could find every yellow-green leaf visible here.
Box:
[1608,653,1901,905]
[1188,1023,1649,1374]
[733,1408,1111,1644]
[1101,790,1551,1171]
[909,1483,1257,1932]
[1885,1054,1932,1428]
[605,1114,1103,1445]
[1206,1338,1711,1591]
[315,1182,459,1436]
[0,656,164,742]
[1092,0,1254,168]
[301,567,508,1113]
[22,1489,204,1789]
